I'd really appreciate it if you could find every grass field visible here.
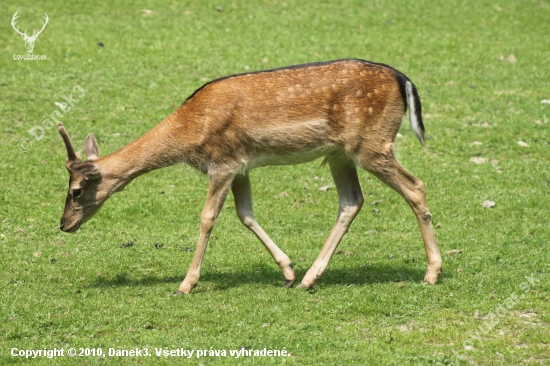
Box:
[1,0,549,364]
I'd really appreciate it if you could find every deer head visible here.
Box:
[57,122,107,232]
[11,11,49,54]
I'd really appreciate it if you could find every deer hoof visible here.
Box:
[283,279,296,288]
[170,290,185,296]
[423,266,442,285]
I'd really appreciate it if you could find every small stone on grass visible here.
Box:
[482,200,496,208]
[470,157,488,164]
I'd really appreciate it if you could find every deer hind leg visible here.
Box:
[356,143,442,284]
[297,153,364,289]
[231,171,297,287]
[175,171,235,295]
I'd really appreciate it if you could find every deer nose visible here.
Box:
[59,219,65,231]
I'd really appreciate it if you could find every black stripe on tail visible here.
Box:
[396,73,425,145]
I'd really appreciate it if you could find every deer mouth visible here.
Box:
[60,220,81,233]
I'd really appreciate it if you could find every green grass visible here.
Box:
[1,0,549,364]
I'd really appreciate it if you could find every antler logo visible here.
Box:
[11,11,49,54]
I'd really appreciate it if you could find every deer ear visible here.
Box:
[69,162,102,180]
[84,134,99,160]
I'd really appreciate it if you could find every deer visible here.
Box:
[11,11,49,54]
[57,59,442,295]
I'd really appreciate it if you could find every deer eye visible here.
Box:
[72,189,82,198]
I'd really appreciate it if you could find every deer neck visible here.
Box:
[98,115,185,193]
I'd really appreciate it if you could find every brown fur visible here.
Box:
[58,59,442,294]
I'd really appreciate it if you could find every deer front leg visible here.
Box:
[298,154,364,289]
[175,171,234,295]
[232,171,297,287]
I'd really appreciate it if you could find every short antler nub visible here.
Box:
[57,122,79,163]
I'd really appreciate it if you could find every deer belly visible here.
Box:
[246,145,338,169]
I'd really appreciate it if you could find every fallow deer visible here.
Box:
[57,59,442,294]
